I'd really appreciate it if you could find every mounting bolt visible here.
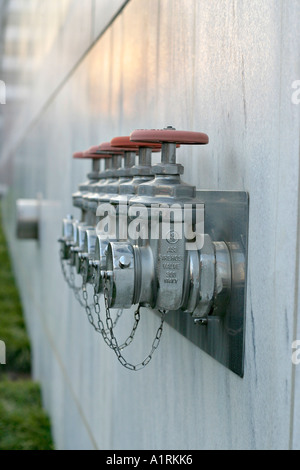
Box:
[194,317,208,326]
[119,255,131,269]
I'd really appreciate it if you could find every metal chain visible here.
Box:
[83,282,140,351]
[60,247,167,370]
[59,247,124,330]
[92,287,123,331]
[82,283,100,332]
[102,272,168,371]
[82,283,122,338]
[59,247,79,290]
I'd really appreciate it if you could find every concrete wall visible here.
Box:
[1,0,300,450]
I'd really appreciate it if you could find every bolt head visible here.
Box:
[152,163,184,175]
[119,255,131,269]
[194,317,208,326]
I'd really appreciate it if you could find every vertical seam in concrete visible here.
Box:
[276,1,297,449]
[289,130,300,450]
[287,0,300,450]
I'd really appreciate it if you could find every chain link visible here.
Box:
[59,247,124,331]
[59,246,167,371]
[82,283,119,342]
[86,284,140,350]
[102,272,167,371]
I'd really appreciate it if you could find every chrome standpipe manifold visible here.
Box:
[90,136,163,295]
[81,141,138,287]
[66,146,115,272]
[104,128,231,322]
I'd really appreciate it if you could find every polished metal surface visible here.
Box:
[105,189,248,377]
[106,241,136,308]
[159,190,249,377]
[63,129,248,376]
[80,229,97,284]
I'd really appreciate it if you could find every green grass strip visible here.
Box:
[0,377,53,450]
[0,200,54,450]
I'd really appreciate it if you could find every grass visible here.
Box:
[0,200,54,450]
[0,378,54,450]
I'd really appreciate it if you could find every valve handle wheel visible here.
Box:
[111,136,162,152]
[73,151,84,159]
[130,127,209,145]
[73,147,113,160]
[73,142,125,159]
[98,142,125,155]
[83,146,114,158]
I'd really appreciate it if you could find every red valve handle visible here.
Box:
[83,146,112,158]
[73,151,84,159]
[130,128,209,145]
[73,147,113,159]
[111,136,161,152]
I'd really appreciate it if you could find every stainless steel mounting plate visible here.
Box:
[159,190,249,377]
